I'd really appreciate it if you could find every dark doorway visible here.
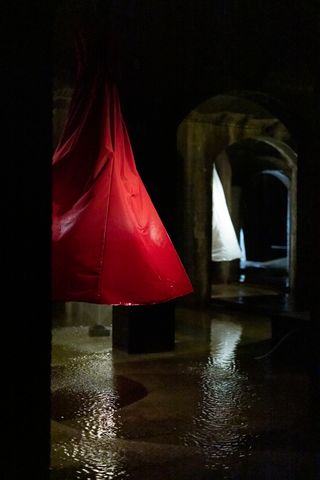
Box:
[240,170,289,290]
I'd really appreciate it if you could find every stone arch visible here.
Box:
[177,92,297,303]
[214,136,297,293]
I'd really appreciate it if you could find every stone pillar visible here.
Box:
[112,301,175,354]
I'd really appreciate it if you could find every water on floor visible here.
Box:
[50,303,319,479]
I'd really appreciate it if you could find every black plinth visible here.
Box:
[112,301,175,354]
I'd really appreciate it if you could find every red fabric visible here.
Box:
[52,76,193,305]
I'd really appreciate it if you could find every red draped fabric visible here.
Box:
[52,62,193,305]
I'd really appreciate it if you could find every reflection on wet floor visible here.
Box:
[51,304,319,479]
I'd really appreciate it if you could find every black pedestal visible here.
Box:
[112,301,175,353]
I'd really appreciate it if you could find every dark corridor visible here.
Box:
[240,170,289,290]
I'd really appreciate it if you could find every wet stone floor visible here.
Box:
[50,304,319,479]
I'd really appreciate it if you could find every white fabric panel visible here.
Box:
[211,165,241,261]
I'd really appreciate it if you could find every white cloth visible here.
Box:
[211,165,241,261]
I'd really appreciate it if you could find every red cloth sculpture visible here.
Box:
[52,50,193,305]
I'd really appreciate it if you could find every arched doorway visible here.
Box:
[212,137,297,299]
[177,91,297,307]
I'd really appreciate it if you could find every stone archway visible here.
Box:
[213,136,297,295]
[177,92,297,303]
